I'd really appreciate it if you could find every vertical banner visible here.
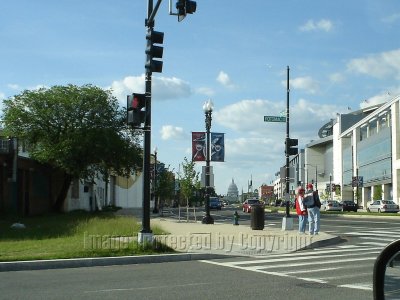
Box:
[211,132,225,162]
[192,132,206,161]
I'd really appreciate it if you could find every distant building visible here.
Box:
[226,178,239,202]
[259,184,274,203]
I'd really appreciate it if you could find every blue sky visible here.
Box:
[1,1,400,195]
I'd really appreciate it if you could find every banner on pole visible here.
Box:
[211,132,225,162]
[192,132,206,161]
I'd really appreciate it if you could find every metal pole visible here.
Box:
[153,149,158,213]
[202,109,214,224]
[315,165,318,190]
[285,66,290,217]
[140,0,154,240]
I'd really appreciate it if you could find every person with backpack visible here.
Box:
[305,183,321,235]
[295,187,307,234]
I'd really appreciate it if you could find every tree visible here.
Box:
[156,168,175,208]
[179,157,200,207]
[2,84,142,211]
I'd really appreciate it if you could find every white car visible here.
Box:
[368,200,399,213]
[320,200,341,211]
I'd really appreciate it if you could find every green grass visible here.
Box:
[0,210,173,262]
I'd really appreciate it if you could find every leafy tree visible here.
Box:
[179,157,200,207]
[373,185,382,200]
[156,168,175,208]
[2,84,142,211]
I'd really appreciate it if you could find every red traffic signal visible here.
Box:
[127,93,146,111]
[127,93,146,128]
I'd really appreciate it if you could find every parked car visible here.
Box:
[321,200,342,211]
[209,197,222,210]
[367,200,399,213]
[242,199,263,213]
[339,200,358,212]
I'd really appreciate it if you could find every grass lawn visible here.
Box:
[0,210,172,262]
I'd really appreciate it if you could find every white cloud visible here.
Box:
[381,13,400,24]
[109,74,192,106]
[7,84,19,90]
[160,125,187,140]
[359,90,399,109]
[216,71,235,88]
[215,98,348,141]
[329,73,345,83]
[347,49,400,80]
[214,99,282,133]
[299,19,333,32]
[196,86,215,97]
[288,76,319,94]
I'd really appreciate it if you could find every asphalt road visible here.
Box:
[1,207,399,299]
[0,260,371,300]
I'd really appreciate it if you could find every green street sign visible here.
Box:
[264,116,286,122]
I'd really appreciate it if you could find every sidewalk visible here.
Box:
[151,217,340,256]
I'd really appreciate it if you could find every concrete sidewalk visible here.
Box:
[151,217,340,256]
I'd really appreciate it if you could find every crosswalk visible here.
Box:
[201,227,400,291]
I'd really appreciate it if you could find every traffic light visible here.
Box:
[145,29,164,73]
[127,93,146,128]
[176,0,197,22]
[285,138,298,156]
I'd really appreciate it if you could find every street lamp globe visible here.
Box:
[203,99,214,112]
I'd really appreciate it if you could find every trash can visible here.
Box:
[251,204,264,230]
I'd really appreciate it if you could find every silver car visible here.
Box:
[321,200,342,211]
[367,200,399,213]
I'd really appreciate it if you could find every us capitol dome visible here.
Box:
[226,179,239,202]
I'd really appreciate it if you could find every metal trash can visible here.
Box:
[251,204,264,230]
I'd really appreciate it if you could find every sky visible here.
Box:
[1,0,400,195]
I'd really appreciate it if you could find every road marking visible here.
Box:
[320,272,371,280]
[359,241,388,247]
[338,283,372,291]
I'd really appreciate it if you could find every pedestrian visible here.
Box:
[295,186,307,234]
[305,183,321,235]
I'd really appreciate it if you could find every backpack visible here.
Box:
[313,191,321,208]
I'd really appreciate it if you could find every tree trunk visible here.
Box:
[52,174,72,212]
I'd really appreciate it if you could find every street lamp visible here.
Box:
[202,99,214,224]
[152,147,158,214]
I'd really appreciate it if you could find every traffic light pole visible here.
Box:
[285,66,290,218]
[138,0,158,245]
[138,0,196,244]
[282,66,293,231]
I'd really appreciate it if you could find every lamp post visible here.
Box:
[329,173,332,201]
[202,99,214,224]
[152,147,158,214]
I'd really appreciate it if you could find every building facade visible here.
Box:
[274,94,400,208]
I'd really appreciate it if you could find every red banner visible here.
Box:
[192,132,206,161]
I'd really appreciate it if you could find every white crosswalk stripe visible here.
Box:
[201,227,400,291]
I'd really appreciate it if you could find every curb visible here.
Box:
[0,253,227,273]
